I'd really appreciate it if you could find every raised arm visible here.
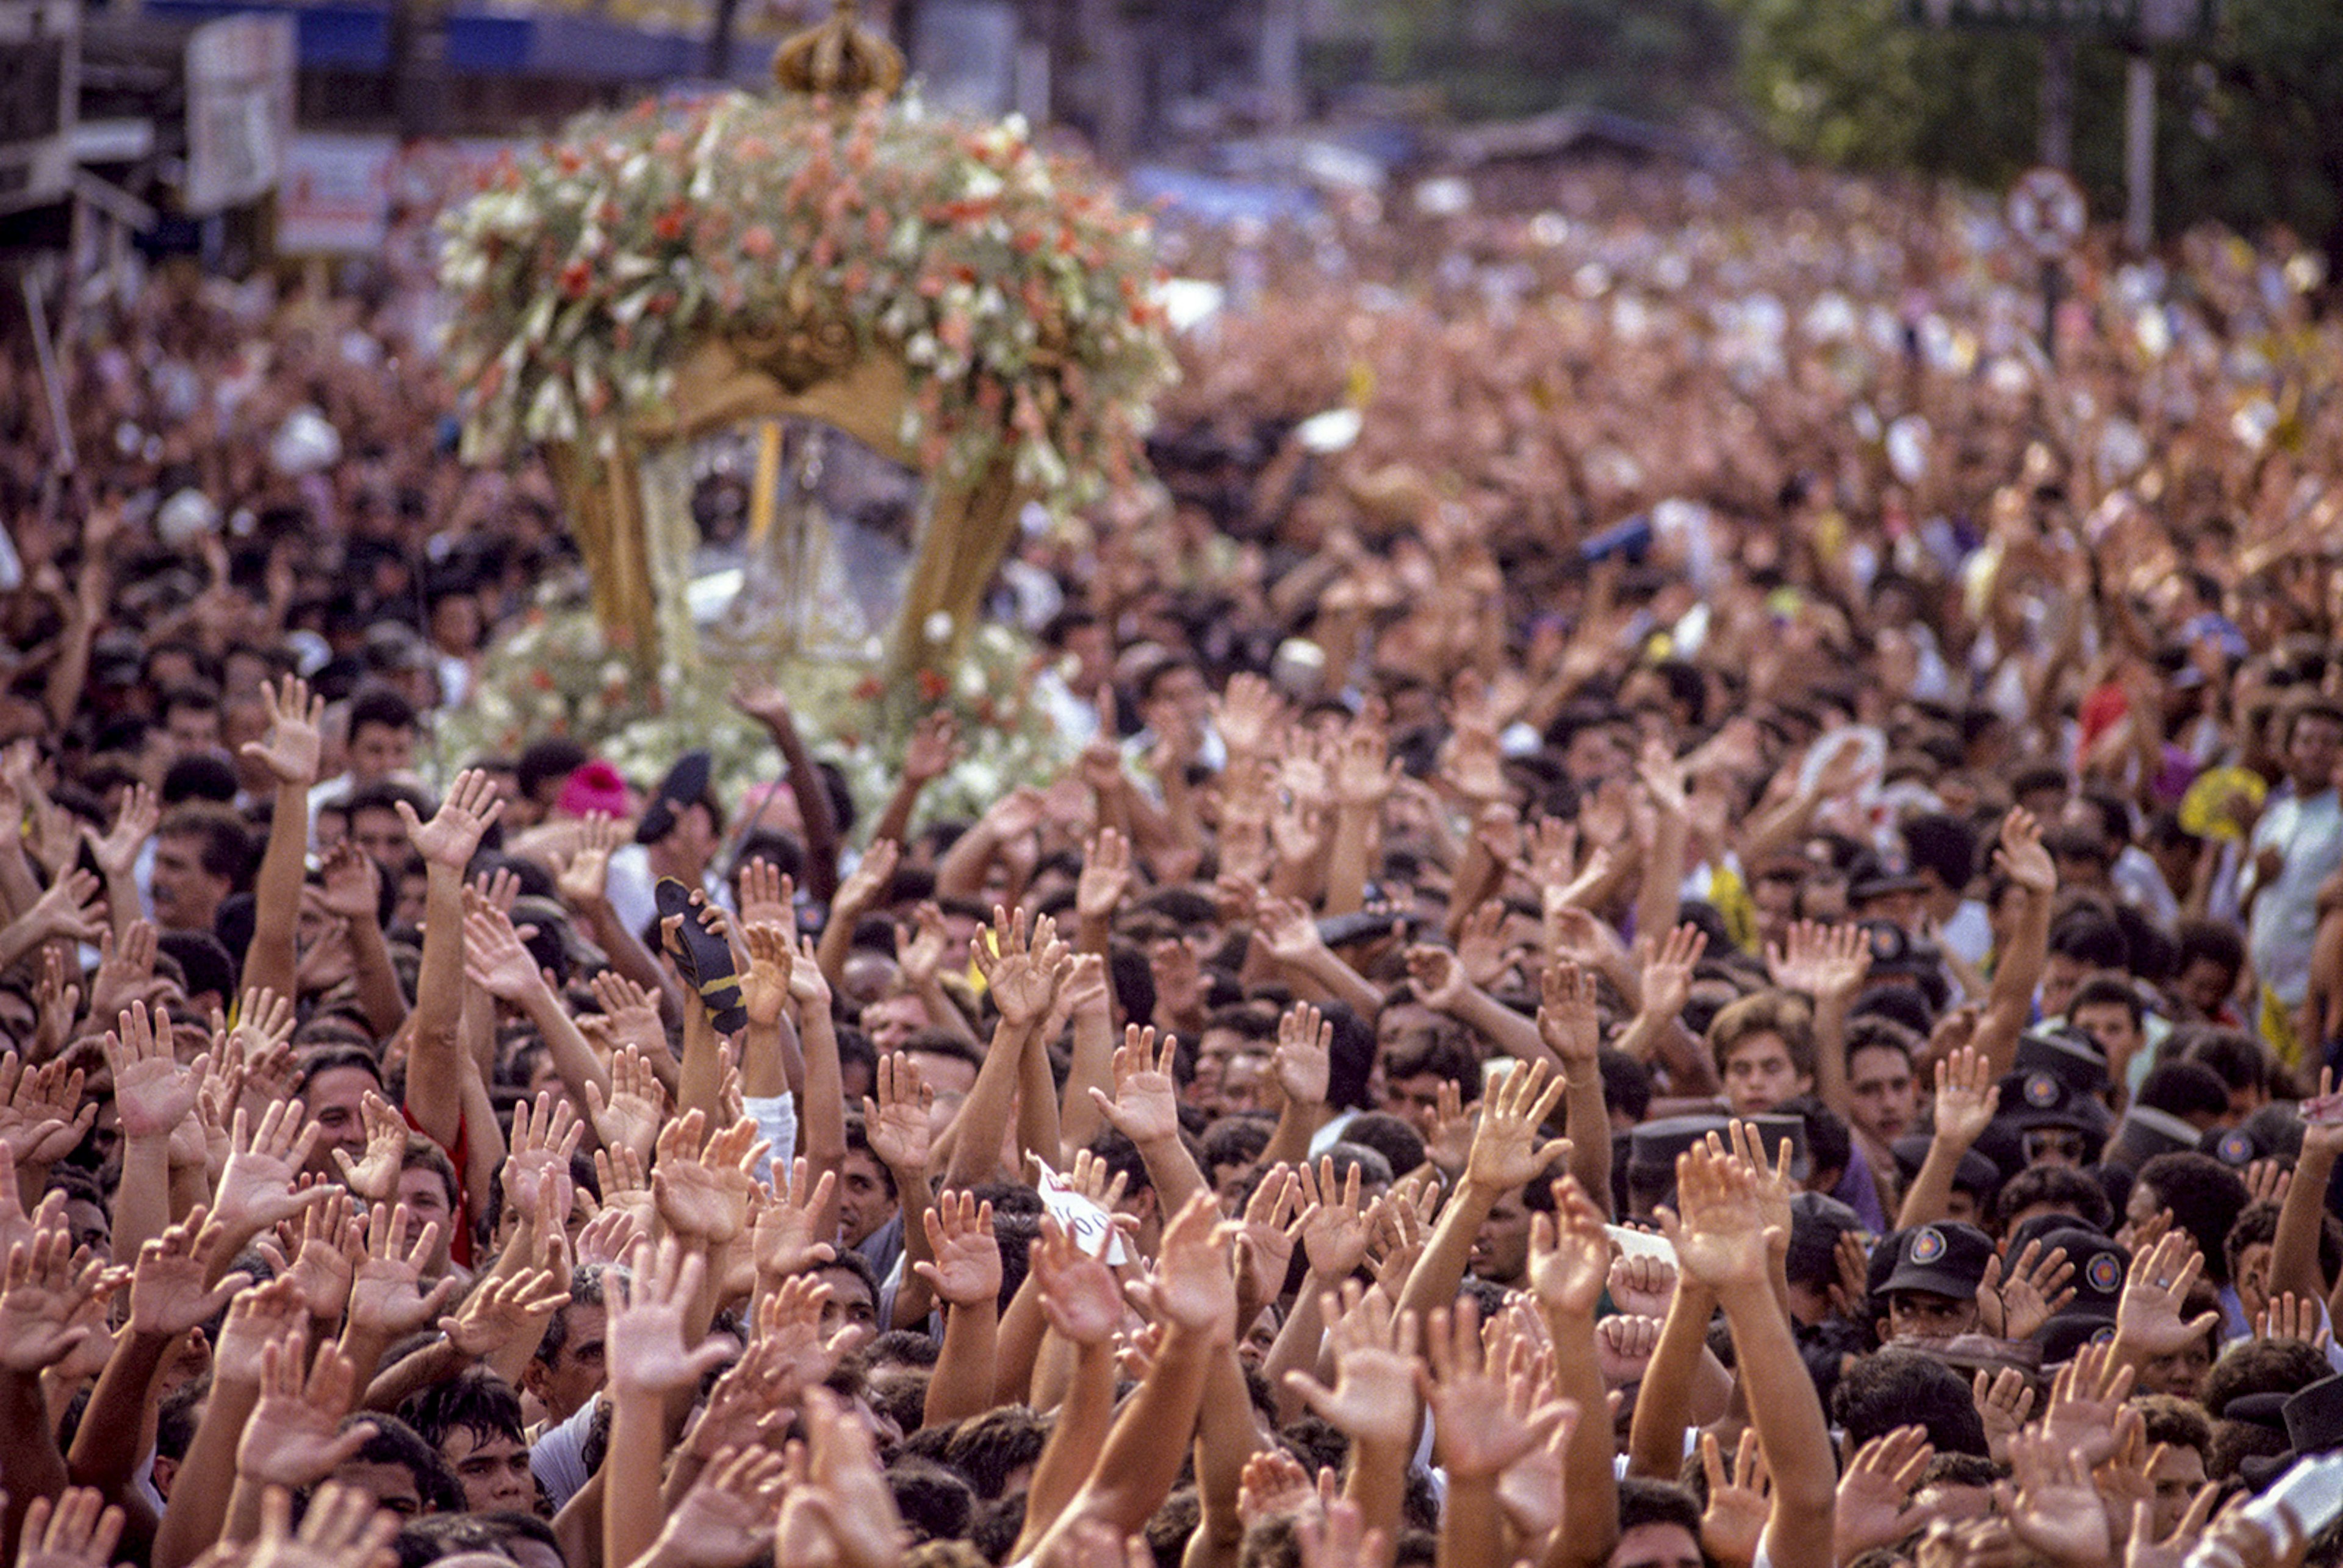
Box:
[731,678,841,903]
[1974,808,2057,1077]
[1662,1141,1835,1568]
[1398,1059,1571,1325]
[237,678,325,1003]
[915,1190,1002,1426]
[1024,1193,1235,1556]
[1528,1177,1622,1568]
[2273,1073,2343,1304]
[397,770,504,1148]
[1541,958,1614,1217]
[1895,1045,1996,1231]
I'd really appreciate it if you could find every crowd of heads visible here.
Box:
[1,156,2342,1568]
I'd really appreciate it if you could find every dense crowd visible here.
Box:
[1,155,2343,1568]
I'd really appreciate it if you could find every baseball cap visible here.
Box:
[635,749,713,845]
[1882,1221,1993,1300]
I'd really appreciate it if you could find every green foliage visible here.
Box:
[1717,0,2343,263]
[1355,0,1739,120]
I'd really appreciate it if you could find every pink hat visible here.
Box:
[556,760,635,819]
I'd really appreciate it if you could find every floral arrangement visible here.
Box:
[439,596,1079,828]
[437,90,1175,506]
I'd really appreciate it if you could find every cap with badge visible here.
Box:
[1996,1068,2113,1143]
[635,749,714,845]
[2013,1026,2112,1097]
[1881,1221,1993,1300]
[2200,1102,2304,1170]
[1848,852,1927,905]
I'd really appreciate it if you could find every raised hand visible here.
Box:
[1970,1367,2035,1462]
[1421,1296,1575,1480]
[1404,944,1472,1013]
[440,1267,570,1361]
[397,769,505,871]
[1281,1279,1420,1447]
[1766,920,1872,1002]
[1089,1025,1182,1147]
[0,1217,107,1371]
[1931,1044,1997,1150]
[1253,894,1333,966]
[1330,719,1397,811]
[14,1488,126,1568]
[913,1190,1002,1308]
[750,1157,838,1280]
[831,838,900,919]
[1233,1164,1309,1317]
[237,1480,401,1568]
[2040,1339,2135,1468]
[610,1237,737,1398]
[241,675,326,786]
[268,1190,362,1324]
[315,841,383,926]
[556,812,622,910]
[1464,1059,1571,1195]
[237,1325,375,1488]
[862,1052,934,1175]
[652,1110,767,1246]
[584,1045,668,1165]
[461,893,547,1004]
[1212,672,1287,763]
[84,783,159,880]
[736,921,794,1027]
[973,905,1070,1029]
[1538,958,1602,1068]
[214,1099,328,1240]
[328,1090,409,1202]
[1702,1428,1774,1568]
[221,987,297,1073]
[2256,1290,2333,1348]
[2116,1230,2222,1358]
[2001,1430,2111,1568]
[1837,1425,1934,1560]
[27,869,108,948]
[1130,1192,1239,1342]
[1658,1142,1769,1291]
[1031,1215,1125,1345]
[1273,1002,1332,1109]
[1993,807,2057,898]
[1595,1312,1660,1386]
[1297,1156,1370,1281]
[901,709,966,786]
[1077,827,1136,928]
[502,1091,583,1222]
[1525,1174,1611,1315]
[1992,1239,2076,1342]
[0,1051,95,1167]
[586,973,668,1063]
[344,1201,458,1345]
[130,1206,249,1337]
[653,1446,788,1568]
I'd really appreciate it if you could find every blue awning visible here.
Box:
[143,0,774,83]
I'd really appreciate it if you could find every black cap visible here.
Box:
[1890,1134,2003,1198]
[635,749,713,844]
[2035,1308,2119,1365]
[2106,1106,2203,1172]
[1743,1113,1812,1182]
[1857,918,1942,979]
[2014,1026,2112,1097]
[2202,1102,2303,1169]
[1849,854,1927,904]
[1882,1221,1993,1300]
[2284,1373,2343,1457]
[2028,1226,2129,1312]
[1627,1114,1730,1171]
[1996,1070,2114,1139]
[1785,1192,1865,1288]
